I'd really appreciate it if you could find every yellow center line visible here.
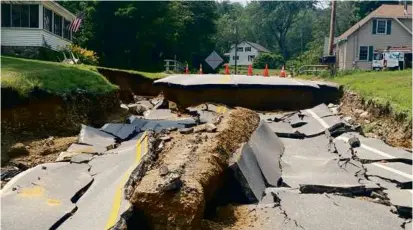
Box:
[105,132,147,229]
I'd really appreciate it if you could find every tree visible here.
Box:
[252,1,315,60]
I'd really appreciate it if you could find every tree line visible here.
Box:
[59,0,403,71]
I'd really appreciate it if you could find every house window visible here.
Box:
[53,13,62,36]
[43,7,52,32]
[2,4,11,27]
[237,47,243,52]
[376,19,386,34]
[29,5,39,28]
[245,47,251,52]
[359,46,368,61]
[63,19,72,40]
[248,55,255,61]
[232,56,239,60]
[4,4,38,28]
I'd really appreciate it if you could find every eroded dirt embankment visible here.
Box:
[1,87,123,164]
[97,68,162,103]
[129,108,260,229]
[339,91,412,149]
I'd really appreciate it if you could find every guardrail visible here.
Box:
[297,65,329,75]
[164,59,185,73]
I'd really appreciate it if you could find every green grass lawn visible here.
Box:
[299,70,412,119]
[1,56,166,96]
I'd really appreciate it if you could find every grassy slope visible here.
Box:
[1,56,166,96]
[299,70,412,119]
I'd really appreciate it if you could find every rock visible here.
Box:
[56,151,79,162]
[160,136,172,142]
[44,136,54,147]
[365,119,371,124]
[343,116,354,124]
[159,173,182,192]
[348,136,361,148]
[159,166,169,176]
[328,103,336,108]
[194,125,206,133]
[360,111,369,118]
[205,123,217,132]
[167,127,178,132]
[179,127,194,134]
[331,107,339,115]
[8,143,29,157]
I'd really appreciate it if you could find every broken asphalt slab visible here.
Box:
[58,132,148,230]
[259,188,405,230]
[247,121,284,187]
[154,75,339,110]
[1,162,93,230]
[78,124,116,148]
[101,123,138,140]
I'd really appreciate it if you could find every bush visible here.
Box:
[253,53,283,69]
[65,45,99,65]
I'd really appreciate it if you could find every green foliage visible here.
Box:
[66,45,99,65]
[1,56,118,96]
[253,53,283,69]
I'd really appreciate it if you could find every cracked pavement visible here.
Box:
[1,99,411,229]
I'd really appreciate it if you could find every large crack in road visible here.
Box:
[1,75,411,230]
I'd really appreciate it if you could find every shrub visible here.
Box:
[65,45,99,65]
[253,53,283,69]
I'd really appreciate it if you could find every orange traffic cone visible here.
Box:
[185,64,189,74]
[224,63,230,75]
[247,64,253,76]
[199,64,203,74]
[280,65,286,78]
[263,64,269,77]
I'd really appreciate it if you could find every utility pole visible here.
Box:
[328,0,336,55]
[234,25,238,74]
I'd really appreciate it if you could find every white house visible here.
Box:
[1,0,76,55]
[227,41,270,66]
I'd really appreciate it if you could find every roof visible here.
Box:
[246,41,270,53]
[337,4,412,41]
[230,41,270,53]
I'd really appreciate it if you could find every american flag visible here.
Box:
[69,12,84,33]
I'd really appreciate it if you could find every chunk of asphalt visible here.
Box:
[248,121,284,187]
[230,143,266,202]
[384,189,413,215]
[78,124,116,148]
[100,123,138,140]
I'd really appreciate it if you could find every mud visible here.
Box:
[130,108,260,229]
[339,91,412,148]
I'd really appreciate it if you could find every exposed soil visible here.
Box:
[97,68,162,103]
[3,135,77,168]
[201,204,258,230]
[339,91,412,149]
[130,108,260,229]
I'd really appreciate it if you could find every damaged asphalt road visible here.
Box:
[1,96,412,229]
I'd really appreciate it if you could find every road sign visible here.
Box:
[205,51,223,70]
